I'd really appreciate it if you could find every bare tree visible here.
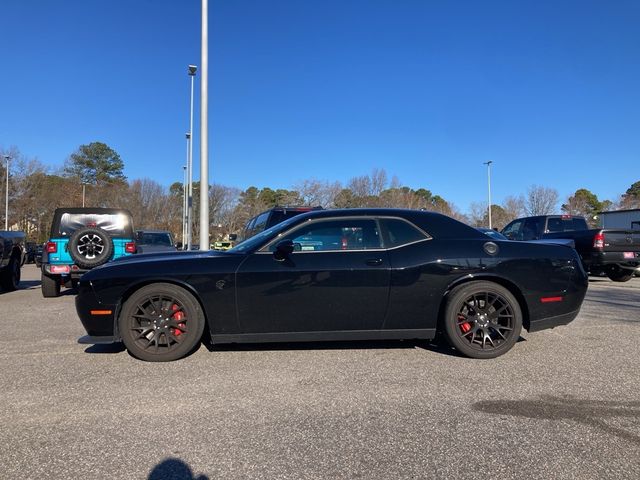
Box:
[502,195,525,220]
[468,202,487,227]
[524,185,559,216]
[293,179,342,207]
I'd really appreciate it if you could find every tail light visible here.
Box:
[593,232,605,249]
[125,242,136,253]
[46,242,57,253]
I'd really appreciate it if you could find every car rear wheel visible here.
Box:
[443,281,522,359]
[68,227,114,269]
[119,283,205,362]
[41,272,61,297]
[0,254,21,291]
[606,267,634,283]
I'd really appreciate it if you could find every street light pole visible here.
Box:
[82,183,86,207]
[182,163,187,249]
[199,0,210,251]
[187,65,197,250]
[483,161,493,229]
[3,155,10,230]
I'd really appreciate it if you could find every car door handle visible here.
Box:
[366,258,383,266]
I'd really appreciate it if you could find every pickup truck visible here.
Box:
[502,215,640,282]
[0,230,25,291]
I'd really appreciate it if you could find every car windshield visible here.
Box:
[230,215,304,253]
[57,213,132,237]
[137,232,173,246]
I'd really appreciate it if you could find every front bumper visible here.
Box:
[75,282,119,340]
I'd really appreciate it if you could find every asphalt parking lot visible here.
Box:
[2,265,639,480]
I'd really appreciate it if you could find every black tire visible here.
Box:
[606,267,634,283]
[41,272,61,297]
[0,254,21,291]
[119,283,205,362]
[443,281,522,359]
[68,227,114,269]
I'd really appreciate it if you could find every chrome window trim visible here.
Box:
[258,215,432,253]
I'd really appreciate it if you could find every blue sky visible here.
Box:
[1,0,639,212]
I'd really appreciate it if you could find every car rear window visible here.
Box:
[380,218,430,247]
[56,213,133,237]
[546,217,588,233]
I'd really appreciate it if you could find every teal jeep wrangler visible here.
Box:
[41,208,136,297]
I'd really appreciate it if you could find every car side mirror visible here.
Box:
[228,233,238,241]
[504,232,514,240]
[274,239,294,260]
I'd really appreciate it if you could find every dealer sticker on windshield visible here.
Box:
[623,252,635,259]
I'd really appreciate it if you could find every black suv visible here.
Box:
[241,206,322,241]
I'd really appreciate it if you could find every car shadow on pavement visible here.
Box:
[473,395,640,446]
[18,280,41,290]
[206,336,527,356]
[84,343,126,354]
[207,339,428,353]
[148,458,208,480]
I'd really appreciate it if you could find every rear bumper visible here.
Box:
[43,263,89,279]
[528,309,580,333]
[588,251,640,270]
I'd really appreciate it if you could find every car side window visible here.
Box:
[502,220,524,240]
[522,218,540,240]
[380,218,429,247]
[270,219,381,252]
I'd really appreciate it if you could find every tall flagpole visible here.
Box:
[199,0,210,250]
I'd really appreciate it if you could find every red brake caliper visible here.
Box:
[171,304,186,336]
[459,314,471,333]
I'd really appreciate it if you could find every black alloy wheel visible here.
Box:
[443,281,522,359]
[119,283,205,362]
[68,227,114,269]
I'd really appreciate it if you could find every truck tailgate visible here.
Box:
[601,230,640,253]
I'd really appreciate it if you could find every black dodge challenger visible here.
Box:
[76,209,588,361]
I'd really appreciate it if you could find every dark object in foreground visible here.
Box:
[0,230,25,291]
[76,209,588,361]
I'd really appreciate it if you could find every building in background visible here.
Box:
[598,209,640,230]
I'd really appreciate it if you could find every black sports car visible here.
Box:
[76,209,588,361]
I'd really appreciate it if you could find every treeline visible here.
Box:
[2,142,639,242]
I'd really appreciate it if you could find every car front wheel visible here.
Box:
[119,283,205,362]
[443,281,522,359]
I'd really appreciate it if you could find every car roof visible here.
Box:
[289,208,484,239]
[53,207,133,216]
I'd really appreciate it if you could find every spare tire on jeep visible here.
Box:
[68,227,114,268]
